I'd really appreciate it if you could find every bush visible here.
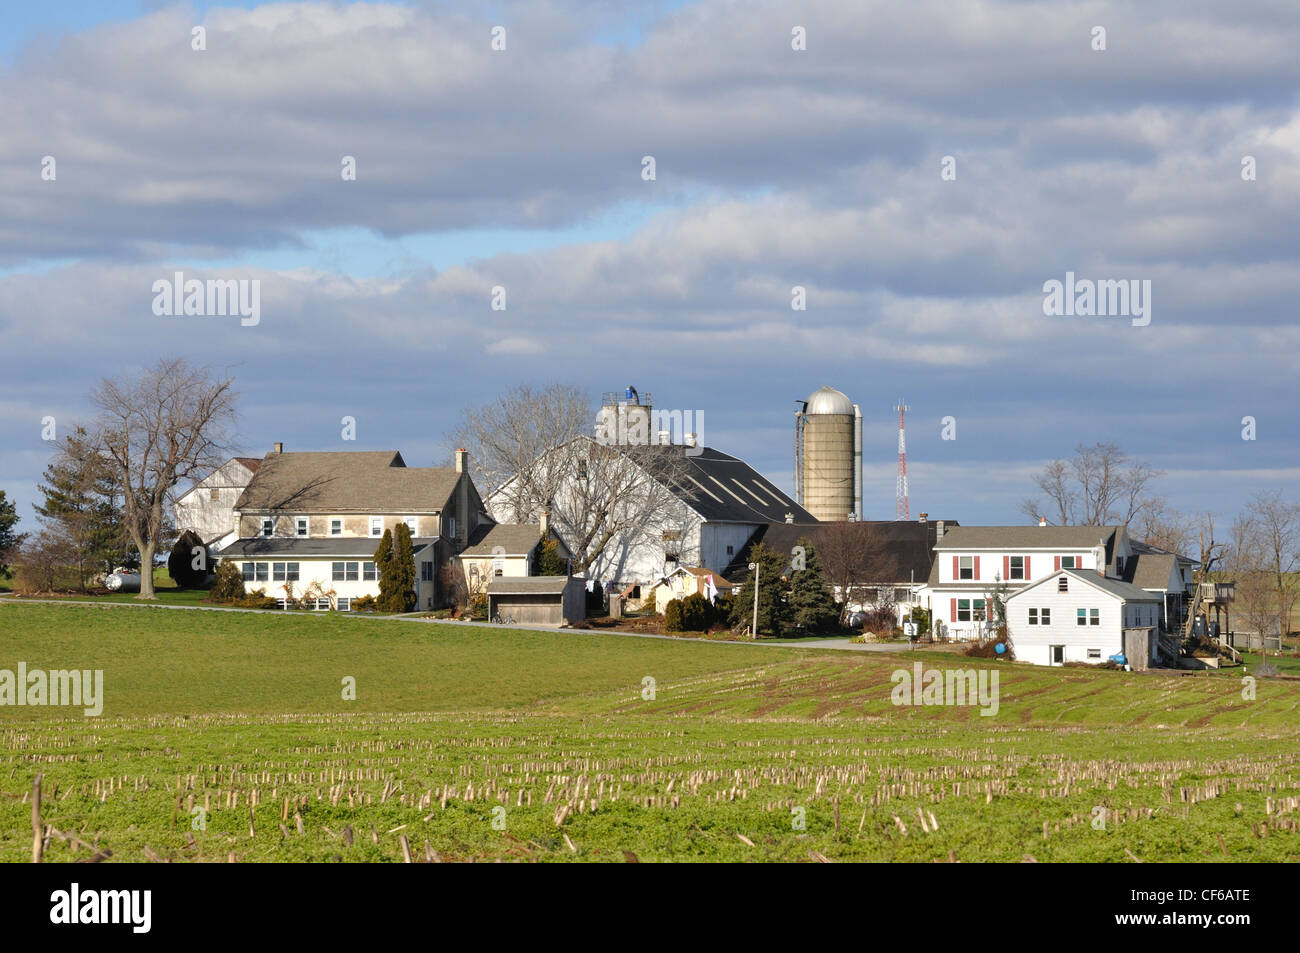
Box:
[468,591,488,620]
[679,591,715,631]
[352,594,377,613]
[207,560,246,604]
[663,598,685,632]
[860,605,896,634]
[234,588,278,610]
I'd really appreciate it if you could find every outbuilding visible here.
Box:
[486,576,586,627]
[1006,569,1163,667]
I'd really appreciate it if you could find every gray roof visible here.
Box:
[934,525,1119,550]
[637,445,816,524]
[234,451,461,513]
[462,522,549,557]
[1009,569,1161,603]
[487,576,575,595]
[218,537,436,558]
[1125,552,1184,591]
[723,519,955,584]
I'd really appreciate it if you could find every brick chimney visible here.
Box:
[273,442,283,454]
[1039,516,1047,527]
[918,512,928,523]
[540,505,550,538]
[455,448,468,473]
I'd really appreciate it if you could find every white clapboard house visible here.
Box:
[1005,569,1163,667]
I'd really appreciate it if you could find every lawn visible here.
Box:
[2,601,1298,863]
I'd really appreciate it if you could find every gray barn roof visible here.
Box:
[639,445,815,524]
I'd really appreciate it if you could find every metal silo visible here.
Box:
[797,386,860,522]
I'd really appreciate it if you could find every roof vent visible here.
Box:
[1058,576,1069,592]
[273,442,283,454]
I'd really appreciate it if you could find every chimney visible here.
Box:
[918,512,928,523]
[273,442,283,454]
[785,512,794,524]
[935,520,945,540]
[657,429,671,445]
[684,432,697,448]
[540,505,550,538]
[1039,516,1047,527]
[455,448,468,473]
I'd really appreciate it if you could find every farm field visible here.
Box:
[2,602,1299,862]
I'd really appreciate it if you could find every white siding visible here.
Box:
[1008,574,1160,666]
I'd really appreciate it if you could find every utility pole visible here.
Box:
[748,561,760,638]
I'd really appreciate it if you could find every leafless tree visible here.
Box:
[1229,491,1299,638]
[84,359,238,599]
[812,522,900,622]
[1133,496,1191,554]
[448,383,592,511]
[1021,442,1162,527]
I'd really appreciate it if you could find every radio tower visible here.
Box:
[894,401,910,521]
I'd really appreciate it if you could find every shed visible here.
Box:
[487,576,586,627]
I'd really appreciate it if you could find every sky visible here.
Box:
[2,0,1298,536]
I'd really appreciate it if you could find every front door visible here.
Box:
[1050,645,1065,666]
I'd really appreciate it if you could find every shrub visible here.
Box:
[235,588,279,610]
[663,598,685,632]
[207,560,246,604]
[679,591,715,631]
[352,594,377,613]
[468,591,488,620]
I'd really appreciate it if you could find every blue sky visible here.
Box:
[2,0,1298,539]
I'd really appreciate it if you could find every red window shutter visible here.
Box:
[952,556,959,579]
[1002,555,1010,580]
[1054,555,1061,572]
[1024,555,1031,577]
[950,598,957,622]
[973,556,981,580]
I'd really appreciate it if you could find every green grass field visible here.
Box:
[2,601,1298,862]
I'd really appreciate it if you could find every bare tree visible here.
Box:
[448,383,592,512]
[1230,491,1300,639]
[1133,496,1190,554]
[1021,442,1162,527]
[812,522,900,622]
[85,359,238,599]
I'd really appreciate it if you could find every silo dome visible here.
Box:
[805,386,853,416]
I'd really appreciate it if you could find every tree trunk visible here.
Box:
[137,542,157,599]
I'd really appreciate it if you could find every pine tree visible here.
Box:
[788,542,839,633]
[33,428,124,589]
[376,524,416,613]
[0,489,24,578]
[729,542,793,637]
[532,535,568,575]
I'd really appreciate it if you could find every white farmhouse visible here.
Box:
[1006,569,1163,667]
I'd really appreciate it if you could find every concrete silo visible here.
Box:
[796,386,862,522]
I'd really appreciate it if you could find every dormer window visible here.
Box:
[260,517,274,537]
[295,517,309,537]
[370,517,383,537]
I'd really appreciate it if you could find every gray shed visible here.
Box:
[487,576,586,627]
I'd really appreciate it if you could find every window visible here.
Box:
[1060,556,1076,569]
[957,599,972,622]
[1087,648,1101,660]
[404,517,418,537]
[1089,608,1099,626]
[296,517,309,537]
[242,562,255,582]
[1041,608,1051,625]
[332,562,360,582]
[726,545,734,556]
[209,488,220,502]
[370,517,383,537]
[973,599,987,622]
[272,562,300,582]
[250,563,267,582]
[261,517,274,537]
[1009,556,1024,580]
[362,561,377,581]
[337,597,351,612]
[1058,576,1069,592]
[421,561,433,582]
[330,519,342,536]
[958,556,973,580]
[448,516,456,538]
[1077,608,1089,626]
[494,567,503,577]
[1028,608,1038,625]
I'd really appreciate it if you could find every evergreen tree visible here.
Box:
[34,428,124,588]
[788,542,839,633]
[0,489,21,578]
[532,535,569,575]
[376,524,416,613]
[729,542,793,637]
[168,529,211,589]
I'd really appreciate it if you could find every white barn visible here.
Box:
[1006,569,1163,667]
